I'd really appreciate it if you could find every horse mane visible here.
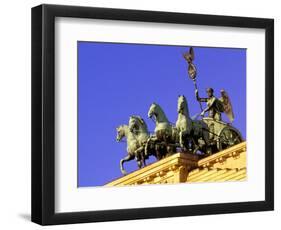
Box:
[153,103,166,117]
[117,124,128,130]
[179,95,190,118]
[154,103,168,119]
[131,115,148,131]
[140,118,148,130]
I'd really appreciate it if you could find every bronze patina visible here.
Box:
[116,47,243,175]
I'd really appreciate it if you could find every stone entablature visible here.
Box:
[105,142,246,186]
[198,142,246,169]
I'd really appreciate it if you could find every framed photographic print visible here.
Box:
[31,4,274,225]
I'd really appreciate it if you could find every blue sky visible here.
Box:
[78,42,246,187]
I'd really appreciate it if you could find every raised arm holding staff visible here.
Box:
[195,87,224,121]
[183,47,234,124]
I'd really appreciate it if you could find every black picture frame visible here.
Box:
[31,4,274,225]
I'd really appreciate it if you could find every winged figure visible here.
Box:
[183,47,197,79]
[219,89,234,123]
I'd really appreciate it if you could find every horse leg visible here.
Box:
[191,138,199,154]
[193,145,199,154]
[179,130,188,151]
[120,154,134,175]
[137,146,146,167]
[141,151,146,167]
[201,129,212,155]
[166,144,175,157]
[137,159,142,169]
[206,146,212,155]
[135,147,146,169]
[155,144,162,160]
[144,137,151,157]
[179,131,184,148]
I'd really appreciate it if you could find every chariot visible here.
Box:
[202,117,243,152]
[116,47,244,174]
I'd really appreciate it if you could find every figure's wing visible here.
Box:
[183,47,195,63]
[220,90,234,123]
[183,47,197,79]
[183,52,191,63]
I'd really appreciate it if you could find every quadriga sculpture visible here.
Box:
[116,95,243,175]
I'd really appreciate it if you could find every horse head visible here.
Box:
[177,95,190,117]
[148,102,169,123]
[116,125,127,142]
[148,103,157,119]
[129,115,148,134]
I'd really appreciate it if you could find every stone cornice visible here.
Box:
[106,153,198,186]
[105,142,247,186]
[198,142,246,168]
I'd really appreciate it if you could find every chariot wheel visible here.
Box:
[217,126,243,151]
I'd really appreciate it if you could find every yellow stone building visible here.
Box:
[106,142,246,186]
